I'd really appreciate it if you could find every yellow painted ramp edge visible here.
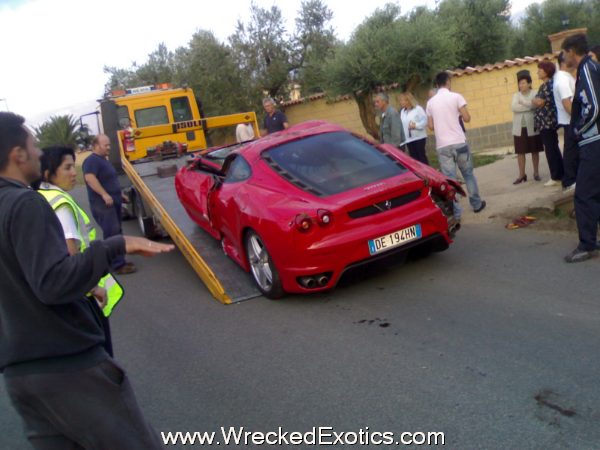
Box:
[122,157,232,305]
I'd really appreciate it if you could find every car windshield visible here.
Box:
[204,144,243,167]
[263,131,408,196]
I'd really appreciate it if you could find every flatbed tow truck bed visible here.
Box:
[123,155,261,304]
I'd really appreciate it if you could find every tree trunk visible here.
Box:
[404,74,421,93]
[355,91,379,141]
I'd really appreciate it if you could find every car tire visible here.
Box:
[245,230,284,299]
[132,191,158,239]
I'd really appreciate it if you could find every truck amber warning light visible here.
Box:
[111,83,173,97]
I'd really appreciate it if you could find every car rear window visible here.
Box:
[263,131,407,196]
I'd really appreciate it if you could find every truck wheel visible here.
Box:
[121,187,135,220]
[132,191,157,238]
[245,230,284,299]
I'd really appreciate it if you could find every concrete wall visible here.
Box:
[283,57,555,153]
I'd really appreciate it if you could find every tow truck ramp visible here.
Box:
[123,156,261,304]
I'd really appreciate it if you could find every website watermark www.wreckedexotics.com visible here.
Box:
[161,427,445,446]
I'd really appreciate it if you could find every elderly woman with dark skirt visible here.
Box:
[532,61,564,186]
[511,70,544,184]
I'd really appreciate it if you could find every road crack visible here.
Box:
[534,389,577,417]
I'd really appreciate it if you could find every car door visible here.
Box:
[212,154,253,250]
[175,158,221,239]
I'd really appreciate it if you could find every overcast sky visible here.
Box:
[0,0,539,128]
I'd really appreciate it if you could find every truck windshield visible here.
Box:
[135,106,169,127]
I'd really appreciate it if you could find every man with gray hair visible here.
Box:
[262,97,289,135]
[374,92,405,147]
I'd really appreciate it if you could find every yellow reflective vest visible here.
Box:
[38,188,124,317]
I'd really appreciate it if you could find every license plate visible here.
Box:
[368,224,422,255]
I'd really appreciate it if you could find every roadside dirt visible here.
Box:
[459,151,577,235]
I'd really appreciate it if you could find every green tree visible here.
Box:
[513,0,591,56]
[34,115,80,149]
[228,0,338,100]
[291,0,339,95]
[585,0,600,45]
[103,65,143,92]
[104,43,174,93]
[135,43,175,85]
[437,0,512,67]
[101,1,339,118]
[324,4,460,139]
[172,30,255,117]
[229,2,293,99]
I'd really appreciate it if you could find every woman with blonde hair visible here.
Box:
[398,91,429,165]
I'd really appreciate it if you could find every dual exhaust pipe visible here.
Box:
[448,220,461,237]
[298,273,330,289]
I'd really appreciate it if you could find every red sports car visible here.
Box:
[175,121,463,298]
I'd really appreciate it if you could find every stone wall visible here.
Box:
[282,54,556,153]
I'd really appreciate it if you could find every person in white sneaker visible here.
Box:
[553,53,577,191]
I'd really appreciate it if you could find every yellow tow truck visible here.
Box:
[98,84,261,303]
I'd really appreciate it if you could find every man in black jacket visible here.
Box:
[0,112,174,449]
[561,34,600,262]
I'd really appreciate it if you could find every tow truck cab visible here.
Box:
[100,84,207,167]
[97,83,259,240]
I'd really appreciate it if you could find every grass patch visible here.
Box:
[426,149,503,170]
[525,207,577,233]
[473,154,504,167]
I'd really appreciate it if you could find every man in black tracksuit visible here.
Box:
[0,112,173,448]
[561,34,600,262]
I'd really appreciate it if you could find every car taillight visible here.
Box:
[295,214,313,232]
[317,209,333,226]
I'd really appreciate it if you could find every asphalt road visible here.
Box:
[2,219,600,449]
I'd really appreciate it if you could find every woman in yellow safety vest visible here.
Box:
[36,145,123,356]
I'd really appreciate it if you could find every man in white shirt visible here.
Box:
[236,123,255,143]
[553,52,578,191]
[426,72,486,221]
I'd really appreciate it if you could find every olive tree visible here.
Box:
[323,4,460,139]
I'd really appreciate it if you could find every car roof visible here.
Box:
[229,120,351,162]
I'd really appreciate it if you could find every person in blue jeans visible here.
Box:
[83,134,136,274]
[426,72,486,221]
[437,143,484,220]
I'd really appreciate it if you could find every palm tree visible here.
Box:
[34,114,80,149]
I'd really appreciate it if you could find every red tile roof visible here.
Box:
[448,52,558,76]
